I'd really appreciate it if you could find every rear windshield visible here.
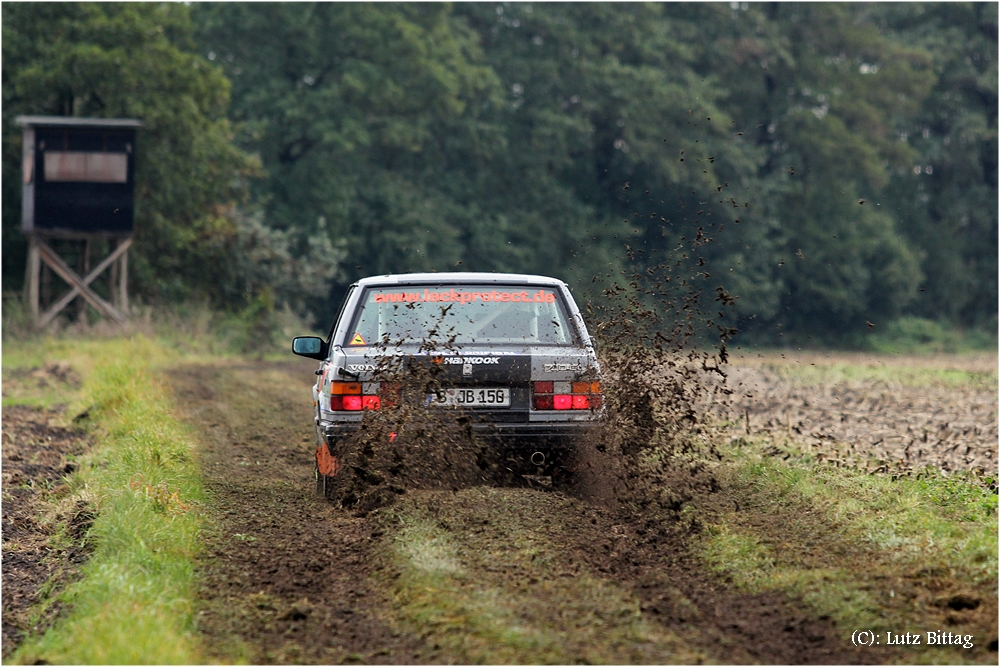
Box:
[345,284,579,347]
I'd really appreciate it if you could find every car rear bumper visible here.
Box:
[320,418,595,448]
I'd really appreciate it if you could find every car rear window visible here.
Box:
[345,284,579,347]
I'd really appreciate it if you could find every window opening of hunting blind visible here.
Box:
[43,152,128,183]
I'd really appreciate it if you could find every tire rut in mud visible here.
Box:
[580,506,873,665]
[170,362,427,664]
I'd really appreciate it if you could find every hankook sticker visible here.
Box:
[440,357,500,365]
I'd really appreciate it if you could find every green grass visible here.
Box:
[732,317,996,354]
[746,355,997,390]
[7,336,207,664]
[694,438,998,664]
[865,317,998,356]
[1,292,321,363]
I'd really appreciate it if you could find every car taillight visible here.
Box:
[534,381,553,394]
[329,381,380,411]
[532,380,601,410]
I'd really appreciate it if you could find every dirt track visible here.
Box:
[171,361,423,663]
[171,361,872,664]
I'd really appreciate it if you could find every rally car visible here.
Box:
[292,272,601,490]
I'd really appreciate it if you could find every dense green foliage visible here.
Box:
[1,3,342,312]
[3,3,248,302]
[2,2,995,343]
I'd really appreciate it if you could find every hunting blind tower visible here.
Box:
[18,116,142,327]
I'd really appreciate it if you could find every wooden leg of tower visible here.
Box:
[118,246,129,316]
[25,236,40,324]
[77,238,91,323]
[41,258,51,312]
[110,240,120,310]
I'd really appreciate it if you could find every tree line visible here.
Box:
[3,3,996,342]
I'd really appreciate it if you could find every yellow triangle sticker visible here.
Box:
[349,332,367,346]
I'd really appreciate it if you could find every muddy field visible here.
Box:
[723,352,998,476]
[3,352,993,662]
[170,360,878,664]
[1,403,92,658]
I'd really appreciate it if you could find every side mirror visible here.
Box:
[292,336,328,360]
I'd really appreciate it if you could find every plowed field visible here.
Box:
[723,352,997,475]
[2,399,92,658]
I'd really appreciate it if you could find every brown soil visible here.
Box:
[723,353,998,476]
[171,360,874,664]
[1,404,92,658]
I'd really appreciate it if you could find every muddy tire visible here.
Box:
[316,464,355,504]
[315,464,331,497]
[314,419,330,497]
[318,470,349,503]
[315,433,356,503]
[494,460,525,488]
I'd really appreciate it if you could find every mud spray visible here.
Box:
[564,236,734,518]
[319,324,551,514]
[319,235,736,522]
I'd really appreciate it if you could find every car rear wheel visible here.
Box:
[313,415,326,495]
[315,464,330,497]
[317,462,354,502]
[315,431,346,501]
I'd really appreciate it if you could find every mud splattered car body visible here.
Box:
[292,272,601,483]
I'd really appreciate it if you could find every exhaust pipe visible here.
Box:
[530,451,546,466]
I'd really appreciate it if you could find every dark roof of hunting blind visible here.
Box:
[16,116,144,129]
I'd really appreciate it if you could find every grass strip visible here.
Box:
[735,352,997,389]
[9,336,205,664]
[694,438,998,664]
[384,512,555,663]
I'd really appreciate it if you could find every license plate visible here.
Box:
[429,387,510,407]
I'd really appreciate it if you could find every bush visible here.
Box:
[865,316,997,354]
